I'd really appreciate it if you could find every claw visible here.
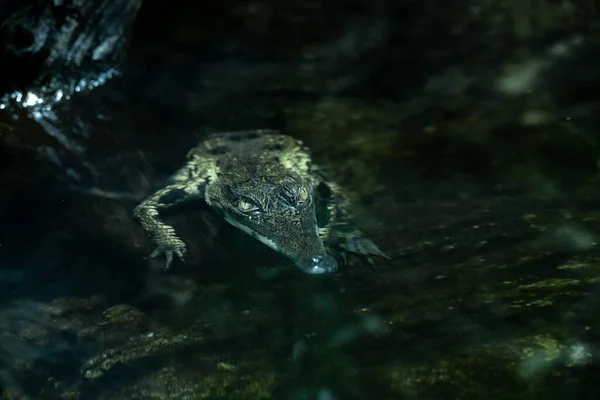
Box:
[150,242,187,270]
[150,247,161,258]
[165,250,174,270]
[370,244,391,260]
[337,235,390,268]
[359,238,390,260]
[175,247,187,266]
[340,251,348,266]
[345,237,390,259]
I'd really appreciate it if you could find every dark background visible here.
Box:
[2,0,600,399]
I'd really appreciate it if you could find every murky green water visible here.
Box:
[2,0,600,399]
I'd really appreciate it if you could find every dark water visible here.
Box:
[2,0,600,399]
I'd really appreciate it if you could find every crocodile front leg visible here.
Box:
[328,220,390,266]
[133,180,206,269]
[312,173,389,266]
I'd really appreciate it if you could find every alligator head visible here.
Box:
[205,173,337,274]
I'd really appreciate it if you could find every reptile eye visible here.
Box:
[237,198,258,212]
[298,187,309,202]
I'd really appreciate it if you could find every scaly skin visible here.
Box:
[133,130,388,272]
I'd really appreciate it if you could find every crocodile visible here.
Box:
[133,130,389,274]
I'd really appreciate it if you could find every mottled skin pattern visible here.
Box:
[133,130,388,274]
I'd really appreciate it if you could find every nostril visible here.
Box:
[303,254,338,274]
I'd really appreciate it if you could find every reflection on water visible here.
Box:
[0,68,119,160]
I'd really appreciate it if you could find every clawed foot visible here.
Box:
[348,237,390,260]
[336,236,390,268]
[150,239,187,270]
